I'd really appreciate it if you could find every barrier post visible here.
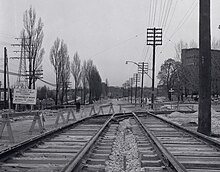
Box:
[55,109,66,126]
[109,103,115,114]
[66,108,76,123]
[0,112,14,142]
[29,111,44,134]
[89,106,96,116]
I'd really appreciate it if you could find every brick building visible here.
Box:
[181,48,220,96]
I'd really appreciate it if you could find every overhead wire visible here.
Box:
[147,0,151,27]
[158,0,167,27]
[152,0,158,26]
[157,0,163,27]
[160,0,198,54]
[169,0,197,40]
[145,0,171,62]
[163,0,178,38]
[91,33,144,57]
[162,0,173,29]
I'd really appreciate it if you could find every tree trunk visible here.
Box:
[75,85,77,103]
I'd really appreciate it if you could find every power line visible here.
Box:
[160,0,198,54]
[0,68,56,87]
[148,0,153,26]
[91,33,143,57]
[159,0,167,27]
[152,0,158,26]
[169,0,197,40]
[38,78,56,87]
[162,0,173,28]
[164,0,178,38]
[157,0,163,27]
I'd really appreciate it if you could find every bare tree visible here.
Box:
[71,52,82,103]
[81,60,88,104]
[189,40,198,48]
[174,40,188,60]
[59,41,70,105]
[50,38,61,105]
[85,60,94,103]
[22,7,45,89]
[212,37,220,50]
[90,66,102,101]
[82,60,103,103]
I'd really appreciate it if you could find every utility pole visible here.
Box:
[134,73,140,106]
[147,28,162,109]
[126,80,130,102]
[122,83,126,99]
[198,0,211,135]
[138,62,148,106]
[130,78,133,104]
[4,47,7,109]
[141,62,144,105]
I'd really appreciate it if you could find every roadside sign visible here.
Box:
[13,88,37,105]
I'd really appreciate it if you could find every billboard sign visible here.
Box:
[13,88,37,105]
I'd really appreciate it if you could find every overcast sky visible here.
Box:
[0,0,220,88]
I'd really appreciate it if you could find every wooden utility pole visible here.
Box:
[147,28,162,109]
[140,62,144,105]
[138,62,148,106]
[134,73,140,106]
[130,78,133,104]
[198,0,211,135]
[4,47,7,109]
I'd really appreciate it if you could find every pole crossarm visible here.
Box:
[133,73,140,82]
[125,60,152,79]
[147,28,162,46]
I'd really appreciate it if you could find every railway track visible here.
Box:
[65,113,185,171]
[0,114,113,172]
[1,111,220,172]
[135,111,220,172]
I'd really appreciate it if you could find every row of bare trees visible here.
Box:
[18,7,102,105]
[50,39,102,105]
[19,7,102,106]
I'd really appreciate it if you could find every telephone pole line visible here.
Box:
[138,62,148,106]
[147,28,162,109]
[198,0,211,135]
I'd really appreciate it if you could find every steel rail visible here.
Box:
[0,114,111,162]
[146,111,220,150]
[132,112,187,172]
[61,113,116,172]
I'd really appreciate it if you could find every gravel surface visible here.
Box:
[105,119,144,172]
